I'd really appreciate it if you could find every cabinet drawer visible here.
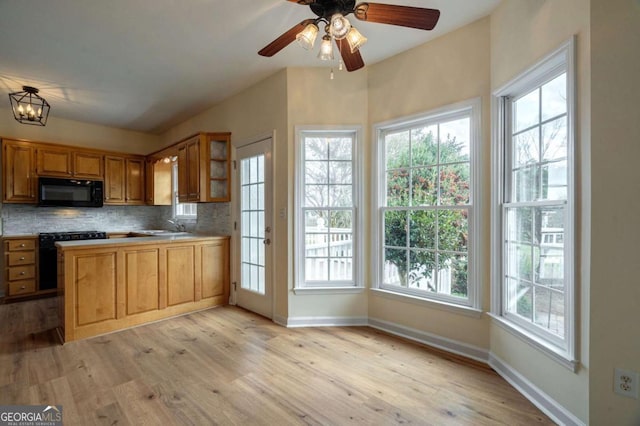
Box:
[8,265,36,280]
[7,239,36,251]
[8,251,36,266]
[8,280,36,296]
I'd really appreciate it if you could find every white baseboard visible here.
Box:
[368,317,489,363]
[277,316,369,328]
[489,353,585,426]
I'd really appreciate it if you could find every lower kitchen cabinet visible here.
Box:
[3,236,42,300]
[57,236,229,342]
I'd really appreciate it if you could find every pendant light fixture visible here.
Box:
[9,86,51,126]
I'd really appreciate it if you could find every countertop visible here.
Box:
[55,233,229,249]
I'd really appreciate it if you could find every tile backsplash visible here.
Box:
[0,203,232,236]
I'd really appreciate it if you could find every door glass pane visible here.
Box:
[240,154,266,294]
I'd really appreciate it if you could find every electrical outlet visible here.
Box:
[614,368,639,399]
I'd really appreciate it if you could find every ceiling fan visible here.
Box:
[258,0,441,72]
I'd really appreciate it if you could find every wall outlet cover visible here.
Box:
[614,368,639,399]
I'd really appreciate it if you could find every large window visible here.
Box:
[295,128,361,289]
[374,100,481,308]
[492,39,575,366]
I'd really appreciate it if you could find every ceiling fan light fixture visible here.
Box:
[296,23,319,50]
[317,35,334,61]
[8,85,50,126]
[330,13,351,40]
[346,27,367,53]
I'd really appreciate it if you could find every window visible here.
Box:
[295,128,361,289]
[374,99,481,308]
[172,163,197,219]
[492,38,575,366]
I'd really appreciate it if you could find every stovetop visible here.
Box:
[39,231,108,246]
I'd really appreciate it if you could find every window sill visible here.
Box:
[370,288,483,319]
[488,313,578,372]
[293,286,365,295]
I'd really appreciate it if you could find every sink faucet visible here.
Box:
[167,219,186,232]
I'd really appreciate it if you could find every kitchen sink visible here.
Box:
[132,230,192,236]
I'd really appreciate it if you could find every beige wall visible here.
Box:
[286,67,369,319]
[489,0,590,422]
[590,0,640,423]
[159,70,290,318]
[0,108,159,154]
[367,17,492,349]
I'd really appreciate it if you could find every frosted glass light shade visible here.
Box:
[346,27,367,53]
[317,35,334,61]
[330,14,351,40]
[296,23,319,50]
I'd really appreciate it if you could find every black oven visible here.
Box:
[38,177,104,207]
[38,231,107,290]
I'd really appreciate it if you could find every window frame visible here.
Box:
[294,126,363,291]
[490,37,577,370]
[372,98,482,311]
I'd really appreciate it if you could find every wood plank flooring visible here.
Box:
[0,297,554,425]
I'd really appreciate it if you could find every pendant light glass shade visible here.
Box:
[317,35,334,61]
[330,14,351,40]
[346,27,367,53]
[9,86,50,126]
[296,23,319,50]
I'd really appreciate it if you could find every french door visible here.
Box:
[235,137,273,318]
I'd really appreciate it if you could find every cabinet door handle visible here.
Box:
[20,285,26,290]
[19,243,25,248]
[19,256,25,260]
[20,271,26,275]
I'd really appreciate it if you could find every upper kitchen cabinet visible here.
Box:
[177,132,231,203]
[36,146,72,177]
[145,158,172,206]
[104,155,145,205]
[73,151,104,179]
[2,139,37,203]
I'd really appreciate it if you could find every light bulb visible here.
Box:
[330,14,351,40]
[18,104,24,116]
[296,23,319,50]
[346,27,367,53]
[317,35,334,61]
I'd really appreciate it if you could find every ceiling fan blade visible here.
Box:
[258,19,316,57]
[336,38,365,72]
[287,0,315,4]
[354,3,440,31]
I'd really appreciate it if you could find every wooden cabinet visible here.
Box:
[3,236,38,299]
[2,140,36,203]
[73,151,103,178]
[145,159,172,206]
[176,132,231,203]
[104,155,125,203]
[201,238,229,300]
[104,155,145,205]
[57,236,230,342]
[36,146,72,177]
[166,245,195,306]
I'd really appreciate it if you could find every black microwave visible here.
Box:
[38,177,104,207]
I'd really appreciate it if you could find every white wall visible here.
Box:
[590,0,640,423]
[489,0,590,422]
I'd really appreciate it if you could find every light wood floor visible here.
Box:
[0,297,554,425]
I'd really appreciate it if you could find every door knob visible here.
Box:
[265,226,271,233]
[263,239,271,245]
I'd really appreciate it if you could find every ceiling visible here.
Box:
[0,0,500,134]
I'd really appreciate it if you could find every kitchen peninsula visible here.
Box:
[56,234,229,342]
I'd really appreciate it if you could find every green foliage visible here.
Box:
[384,128,470,296]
